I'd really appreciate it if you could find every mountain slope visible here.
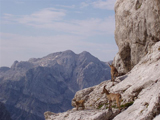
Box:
[44,41,160,120]
[0,50,111,120]
[0,102,12,120]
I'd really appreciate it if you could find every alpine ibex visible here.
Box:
[72,99,85,110]
[108,62,119,82]
[101,85,122,110]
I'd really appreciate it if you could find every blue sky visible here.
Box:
[0,0,118,67]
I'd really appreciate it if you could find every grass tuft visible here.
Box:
[98,104,103,109]
[120,101,134,108]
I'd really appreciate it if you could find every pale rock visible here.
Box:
[154,114,160,120]
[114,0,160,73]
[44,109,119,120]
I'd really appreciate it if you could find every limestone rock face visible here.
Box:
[45,41,160,120]
[114,0,160,73]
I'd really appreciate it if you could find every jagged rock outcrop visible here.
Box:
[0,50,111,120]
[0,102,12,120]
[45,41,160,120]
[114,0,160,73]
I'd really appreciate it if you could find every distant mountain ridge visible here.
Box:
[0,102,12,120]
[0,50,111,120]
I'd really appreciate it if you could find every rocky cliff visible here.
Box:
[114,0,160,73]
[44,40,160,120]
[0,50,111,120]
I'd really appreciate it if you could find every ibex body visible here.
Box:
[108,63,118,82]
[72,99,85,110]
[101,85,121,110]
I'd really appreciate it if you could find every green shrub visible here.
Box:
[137,4,142,9]
[98,101,134,110]
[120,101,134,108]
[98,104,103,109]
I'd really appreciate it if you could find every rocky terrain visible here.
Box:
[114,0,160,73]
[0,50,111,120]
[44,0,160,119]
[44,40,160,120]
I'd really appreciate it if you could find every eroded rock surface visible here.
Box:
[44,109,119,120]
[114,0,160,73]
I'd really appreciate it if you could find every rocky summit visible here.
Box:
[44,40,160,120]
[0,50,111,120]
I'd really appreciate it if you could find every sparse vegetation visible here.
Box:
[97,103,108,109]
[140,109,144,114]
[89,104,93,107]
[144,102,149,108]
[97,98,100,101]
[98,104,103,109]
[112,105,116,108]
[98,101,126,110]
[137,4,142,9]
[120,101,134,108]
[122,90,125,93]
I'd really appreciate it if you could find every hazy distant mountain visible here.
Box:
[0,102,12,120]
[0,50,111,120]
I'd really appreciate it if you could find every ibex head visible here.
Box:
[101,85,109,94]
[107,62,114,68]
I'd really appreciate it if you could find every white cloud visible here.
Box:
[55,5,75,9]
[2,8,115,36]
[92,0,116,10]
[17,8,66,24]
[80,0,116,10]
[3,13,14,19]
[0,32,117,67]
[2,13,16,24]
[80,2,89,8]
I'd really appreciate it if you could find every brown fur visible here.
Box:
[101,85,121,110]
[108,63,119,82]
[73,99,85,110]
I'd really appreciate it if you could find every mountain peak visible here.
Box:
[62,50,75,55]
[0,50,111,120]
[79,51,91,56]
